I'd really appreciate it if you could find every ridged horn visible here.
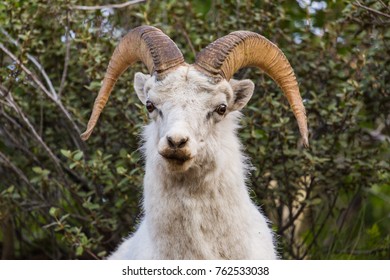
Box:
[81,25,185,141]
[194,31,308,147]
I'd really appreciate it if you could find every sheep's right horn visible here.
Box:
[81,26,185,141]
[194,31,308,147]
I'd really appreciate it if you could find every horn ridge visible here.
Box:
[194,31,308,147]
[140,28,185,75]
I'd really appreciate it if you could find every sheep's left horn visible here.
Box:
[81,26,185,141]
[194,31,308,147]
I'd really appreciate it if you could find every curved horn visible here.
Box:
[81,25,185,141]
[194,31,308,147]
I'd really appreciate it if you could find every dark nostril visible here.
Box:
[178,137,188,148]
[167,136,175,148]
[167,136,188,149]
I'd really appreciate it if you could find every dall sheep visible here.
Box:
[81,26,308,260]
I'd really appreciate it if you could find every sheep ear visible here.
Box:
[229,79,254,111]
[134,72,151,105]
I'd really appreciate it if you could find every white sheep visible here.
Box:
[81,26,308,259]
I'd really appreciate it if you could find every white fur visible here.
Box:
[108,66,277,259]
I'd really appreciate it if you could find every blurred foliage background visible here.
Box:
[0,0,389,259]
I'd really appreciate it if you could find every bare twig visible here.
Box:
[71,0,146,11]
[353,1,390,19]
[0,42,54,99]
[0,85,63,173]
[179,24,196,58]
[278,177,315,234]
[0,152,31,187]
[301,193,339,259]
[0,28,58,99]
[0,117,41,164]
[58,10,71,97]
[278,202,307,234]
[0,151,46,201]
[378,0,390,12]
[85,248,100,260]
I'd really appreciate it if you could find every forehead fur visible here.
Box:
[144,65,233,102]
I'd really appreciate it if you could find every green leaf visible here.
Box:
[116,166,127,175]
[97,251,107,258]
[69,162,79,169]
[32,166,43,174]
[73,151,83,161]
[76,246,84,256]
[61,149,72,158]
[49,207,60,218]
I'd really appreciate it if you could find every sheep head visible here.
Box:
[133,66,255,173]
[81,26,308,172]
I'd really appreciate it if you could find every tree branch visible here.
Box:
[0,42,55,100]
[71,0,146,11]
[378,0,390,12]
[0,85,63,174]
[0,151,30,187]
[277,176,315,240]
[177,22,196,58]
[58,10,70,97]
[0,151,46,201]
[0,28,58,99]
[0,116,41,164]
[353,1,390,19]
[0,42,84,149]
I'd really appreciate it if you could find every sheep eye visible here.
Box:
[146,100,155,113]
[215,104,227,115]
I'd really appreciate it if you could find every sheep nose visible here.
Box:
[167,135,189,149]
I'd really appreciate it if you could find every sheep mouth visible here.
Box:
[159,151,193,165]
